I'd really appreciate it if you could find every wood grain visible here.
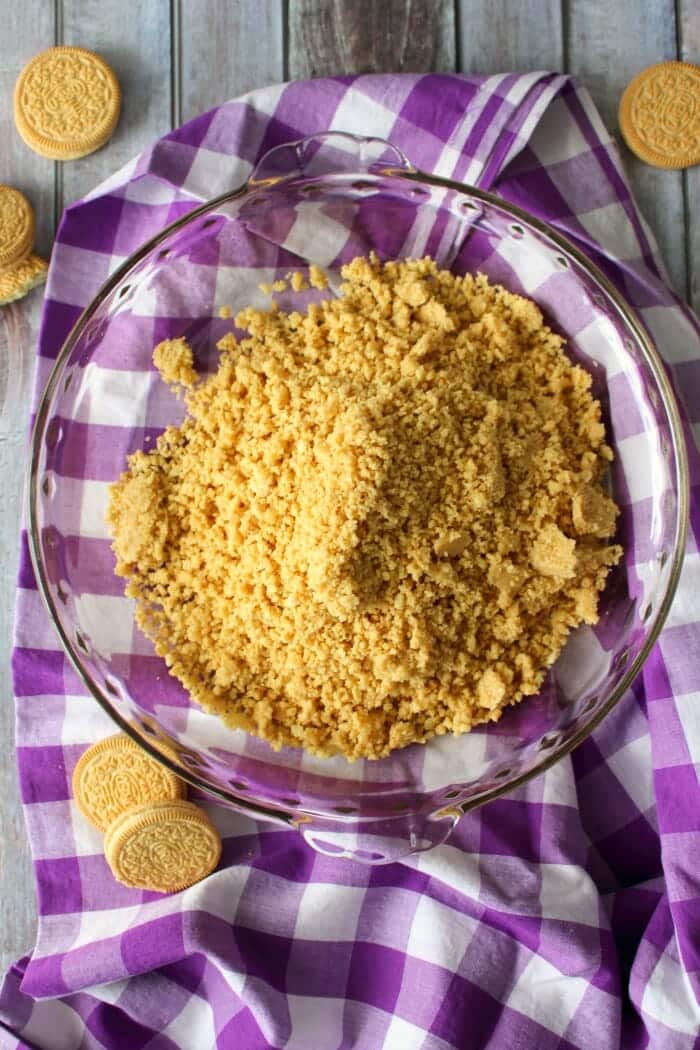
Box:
[567,0,687,298]
[0,0,54,978]
[289,0,456,79]
[680,0,699,313]
[179,0,284,121]
[457,0,563,72]
[60,0,172,210]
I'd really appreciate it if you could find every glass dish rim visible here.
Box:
[26,152,690,827]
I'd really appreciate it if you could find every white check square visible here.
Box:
[507,952,588,1036]
[294,882,365,941]
[406,894,476,971]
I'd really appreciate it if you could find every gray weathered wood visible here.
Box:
[179,0,284,121]
[567,1,687,299]
[0,13,55,256]
[457,0,563,72]
[289,0,456,79]
[0,0,55,979]
[680,0,699,314]
[60,1,172,210]
[0,308,41,978]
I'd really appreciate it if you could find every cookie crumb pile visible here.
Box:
[72,734,221,892]
[107,256,622,760]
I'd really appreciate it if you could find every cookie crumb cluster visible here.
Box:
[107,256,622,760]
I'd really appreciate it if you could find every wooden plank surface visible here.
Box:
[179,0,284,120]
[680,0,699,313]
[567,0,687,299]
[457,0,563,72]
[60,1,172,210]
[0,0,54,978]
[288,0,456,78]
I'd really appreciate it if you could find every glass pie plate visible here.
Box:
[29,132,688,863]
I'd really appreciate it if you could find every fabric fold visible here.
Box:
[4,72,700,1049]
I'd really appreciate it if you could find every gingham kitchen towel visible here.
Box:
[2,73,700,1050]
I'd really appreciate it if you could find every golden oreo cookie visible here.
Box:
[0,186,35,267]
[104,799,222,892]
[14,46,121,161]
[0,253,47,306]
[72,733,185,832]
[619,61,700,169]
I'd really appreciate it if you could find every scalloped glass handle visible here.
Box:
[249,131,415,187]
[297,806,461,864]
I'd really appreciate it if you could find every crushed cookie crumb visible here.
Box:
[218,305,232,319]
[259,278,288,295]
[152,338,198,389]
[290,270,309,292]
[108,256,622,760]
[309,264,327,290]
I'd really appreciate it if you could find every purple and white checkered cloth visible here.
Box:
[2,72,700,1050]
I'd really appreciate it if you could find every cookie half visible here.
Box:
[104,799,222,892]
[14,46,121,161]
[0,186,35,267]
[72,733,185,832]
[0,253,47,306]
[619,61,700,169]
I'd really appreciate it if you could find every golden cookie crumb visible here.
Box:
[104,799,221,892]
[289,271,309,292]
[477,668,507,711]
[530,524,577,580]
[572,485,618,538]
[153,337,198,388]
[260,279,287,295]
[218,305,232,319]
[107,256,622,760]
[72,733,185,832]
[309,264,328,290]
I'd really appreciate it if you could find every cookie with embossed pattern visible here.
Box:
[619,61,700,170]
[0,186,35,267]
[0,253,47,306]
[104,799,222,892]
[14,46,121,161]
[72,733,185,832]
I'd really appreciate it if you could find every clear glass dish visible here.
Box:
[29,133,688,862]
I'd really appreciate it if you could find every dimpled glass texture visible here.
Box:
[29,134,687,862]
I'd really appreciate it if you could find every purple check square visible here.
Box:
[35,857,82,914]
[480,800,542,861]
[121,914,186,977]
[59,195,125,254]
[17,745,69,803]
[656,765,700,834]
[346,942,405,1014]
